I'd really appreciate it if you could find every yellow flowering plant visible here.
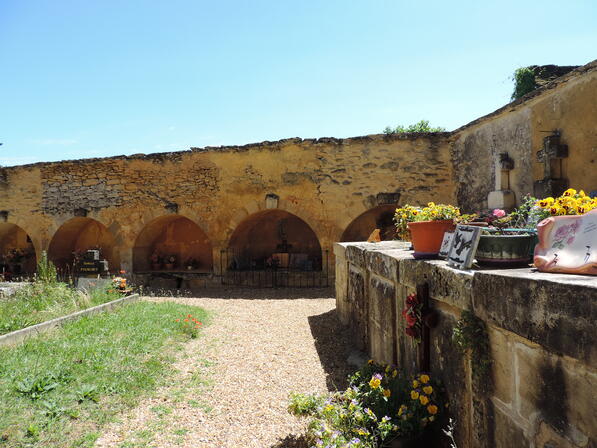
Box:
[535,188,597,217]
[394,203,461,240]
[288,361,442,447]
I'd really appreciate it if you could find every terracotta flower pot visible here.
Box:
[407,220,455,259]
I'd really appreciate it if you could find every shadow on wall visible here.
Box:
[307,309,355,391]
[341,205,397,242]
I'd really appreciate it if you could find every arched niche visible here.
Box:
[133,215,213,272]
[0,223,37,277]
[48,217,119,273]
[341,205,397,242]
[227,209,322,271]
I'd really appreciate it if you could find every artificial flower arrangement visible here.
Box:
[288,360,443,447]
[402,293,422,342]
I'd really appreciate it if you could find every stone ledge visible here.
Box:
[338,241,597,363]
[0,294,140,347]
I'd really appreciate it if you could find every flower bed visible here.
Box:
[289,361,445,447]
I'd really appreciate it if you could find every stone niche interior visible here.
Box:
[0,223,37,275]
[227,209,322,271]
[48,217,119,272]
[341,204,397,242]
[133,215,213,272]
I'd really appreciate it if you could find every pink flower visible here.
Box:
[492,209,506,218]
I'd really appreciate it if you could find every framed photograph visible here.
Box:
[447,225,482,269]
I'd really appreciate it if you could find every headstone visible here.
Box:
[534,209,597,275]
[487,152,516,210]
[447,225,482,269]
[533,132,568,198]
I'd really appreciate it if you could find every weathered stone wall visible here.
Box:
[451,60,597,212]
[335,241,597,448]
[0,134,455,274]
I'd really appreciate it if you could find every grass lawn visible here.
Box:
[0,300,208,447]
[0,281,123,336]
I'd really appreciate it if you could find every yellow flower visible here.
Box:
[419,395,430,405]
[412,380,419,388]
[423,385,433,395]
[369,377,381,389]
[429,416,435,422]
[398,405,407,416]
[537,197,554,208]
[410,390,419,400]
[392,369,398,378]
[563,188,577,197]
[385,365,391,373]
[427,405,438,415]
[324,404,334,412]
[367,359,374,365]
[383,389,391,398]
[419,374,430,384]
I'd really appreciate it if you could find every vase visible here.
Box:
[476,234,534,267]
[407,220,455,259]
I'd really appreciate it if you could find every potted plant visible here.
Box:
[395,203,460,259]
[184,257,199,270]
[474,201,539,267]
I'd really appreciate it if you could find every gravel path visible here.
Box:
[95,288,353,448]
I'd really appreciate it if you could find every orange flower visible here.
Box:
[184,319,189,322]
[175,319,180,322]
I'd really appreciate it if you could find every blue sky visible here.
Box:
[1,0,596,166]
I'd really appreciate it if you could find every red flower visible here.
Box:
[405,327,419,338]
[405,312,418,327]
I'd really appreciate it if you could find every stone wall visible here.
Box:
[0,134,455,275]
[335,241,597,448]
[451,60,597,212]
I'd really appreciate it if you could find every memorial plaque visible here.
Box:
[438,231,454,259]
[447,225,482,270]
[534,209,597,275]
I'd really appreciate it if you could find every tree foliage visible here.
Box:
[383,119,446,135]
[511,67,538,100]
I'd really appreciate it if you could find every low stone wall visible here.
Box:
[335,241,597,448]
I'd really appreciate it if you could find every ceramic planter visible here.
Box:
[476,234,534,267]
[407,220,455,259]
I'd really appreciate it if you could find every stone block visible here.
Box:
[492,405,530,448]
[365,249,402,283]
[488,326,515,406]
[473,270,597,365]
[348,265,367,350]
[487,190,516,209]
[515,344,594,444]
[426,261,474,309]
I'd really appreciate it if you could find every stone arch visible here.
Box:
[340,205,397,242]
[48,217,120,273]
[0,223,37,277]
[227,209,323,271]
[132,215,213,273]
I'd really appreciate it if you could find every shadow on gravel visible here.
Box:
[270,434,311,448]
[308,308,355,391]
[141,287,335,300]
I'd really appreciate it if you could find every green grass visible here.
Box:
[0,300,209,447]
[0,281,123,336]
